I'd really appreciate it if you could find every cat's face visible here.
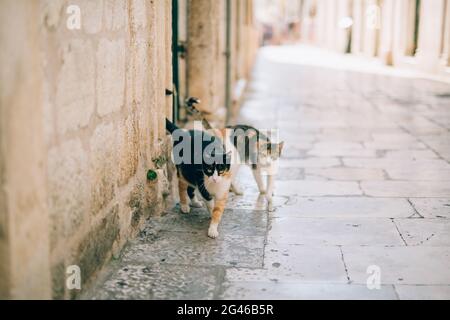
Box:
[203,153,232,183]
[258,142,284,166]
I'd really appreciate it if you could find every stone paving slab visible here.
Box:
[361,181,450,198]
[363,141,428,150]
[383,149,439,159]
[267,218,405,246]
[343,158,450,170]
[273,197,415,218]
[122,231,265,269]
[145,208,268,236]
[385,168,450,181]
[222,249,348,285]
[227,193,289,211]
[279,158,341,168]
[395,219,450,246]
[305,168,386,181]
[220,282,398,300]
[87,263,220,300]
[394,285,450,300]
[342,246,450,285]
[276,181,362,197]
[409,198,450,219]
[262,244,349,283]
[307,147,377,158]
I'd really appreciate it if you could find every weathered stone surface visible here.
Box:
[386,168,450,181]
[419,134,450,162]
[146,209,268,237]
[89,123,117,214]
[227,193,288,211]
[122,231,264,269]
[279,158,341,168]
[395,219,450,246]
[82,0,104,34]
[130,0,147,30]
[55,39,95,134]
[267,218,404,246]
[51,261,66,300]
[364,141,427,150]
[361,181,450,198]
[276,167,305,180]
[117,115,139,186]
[276,181,362,197]
[343,158,450,170]
[342,246,450,285]
[395,285,450,300]
[48,139,90,248]
[274,197,415,218]
[76,205,120,287]
[96,39,125,116]
[220,282,398,300]
[88,264,218,300]
[103,0,127,31]
[307,145,376,158]
[383,149,439,160]
[262,244,348,283]
[409,198,450,219]
[305,168,385,181]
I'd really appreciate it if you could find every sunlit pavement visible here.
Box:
[85,45,450,300]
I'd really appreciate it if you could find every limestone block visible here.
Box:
[130,0,147,30]
[48,139,90,249]
[90,122,117,214]
[82,0,103,34]
[56,39,95,134]
[96,38,125,117]
[75,205,120,287]
[117,115,139,187]
[104,0,126,31]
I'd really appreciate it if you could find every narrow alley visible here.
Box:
[84,45,450,300]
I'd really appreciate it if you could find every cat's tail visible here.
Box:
[166,118,179,134]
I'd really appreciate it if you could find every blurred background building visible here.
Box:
[255,0,450,80]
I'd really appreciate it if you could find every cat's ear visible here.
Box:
[278,142,284,155]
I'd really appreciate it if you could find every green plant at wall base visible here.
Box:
[147,170,158,182]
[152,156,167,169]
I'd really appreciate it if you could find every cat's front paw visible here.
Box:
[207,223,219,239]
[180,203,191,214]
[190,198,203,208]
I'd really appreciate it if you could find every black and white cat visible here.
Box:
[166,118,240,238]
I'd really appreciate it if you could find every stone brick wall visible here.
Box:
[1,0,173,299]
